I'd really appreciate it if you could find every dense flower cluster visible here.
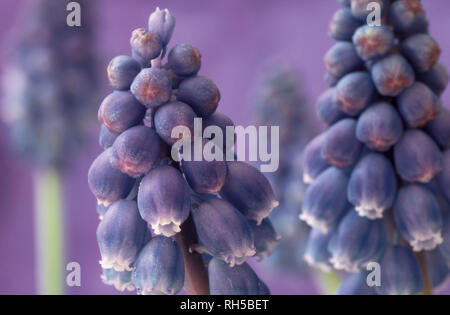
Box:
[251,64,315,271]
[302,0,450,295]
[1,0,99,168]
[88,7,278,295]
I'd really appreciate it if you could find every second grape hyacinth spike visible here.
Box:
[301,0,450,295]
[88,7,279,295]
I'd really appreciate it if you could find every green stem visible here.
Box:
[315,271,341,295]
[34,168,64,295]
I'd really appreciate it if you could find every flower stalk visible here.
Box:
[416,251,433,295]
[34,168,64,295]
[173,214,210,295]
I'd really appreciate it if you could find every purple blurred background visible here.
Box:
[0,0,450,294]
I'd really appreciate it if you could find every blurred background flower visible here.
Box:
[249,62,317,286]
[1,0,100,294]
[0,0,449,294]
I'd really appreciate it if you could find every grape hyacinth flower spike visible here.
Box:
[88,7,278,295]
[300,0,450,295]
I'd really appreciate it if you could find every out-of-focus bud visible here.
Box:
[337,272,376,295]
[437,149,450,202]
[302,132,330,184]
[328,210,386,272]
[321,118,362,168]
[132,236,184,295]
[300,167,349,233]
[375,245,424,295]
[438,210,450,261]
[208,258,269,295]
[304,228,334,272]
[148,7,176,47]
[425,249,450,292]
[347,153,397,219]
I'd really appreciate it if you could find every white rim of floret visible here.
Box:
[150,216,183,227]
[355,205,385,220]
[151,221,182,237]
[255,235,282,261]
[137,286,176,296]
[383,289,411,296]
[223,245,257,267]
[99,257,135,272]
[303,173,314,185]
[329,254,361,273]
[304,254,332,273]
[299,212,329,234]
[101,274,135,292]
[410,232,443,252]
[381,285,422,296]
